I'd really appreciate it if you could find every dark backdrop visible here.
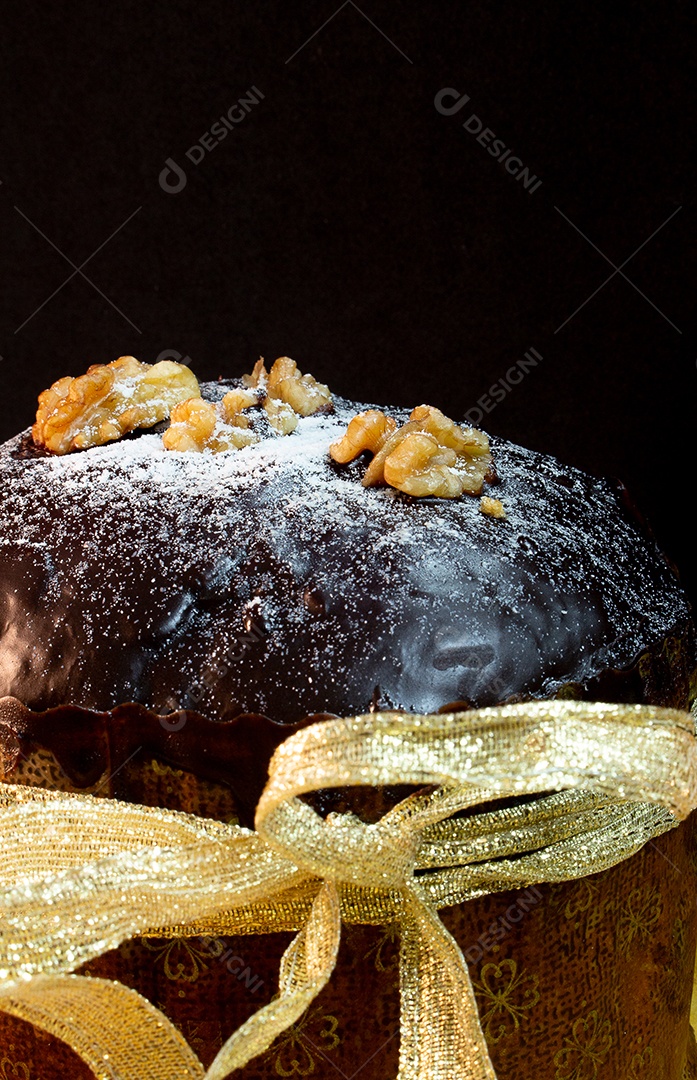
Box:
[1,2,695,607]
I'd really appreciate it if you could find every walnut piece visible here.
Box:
[221,387,259,422]
[364,405,490,490]
[331,403,493,499]
[267,356,332,416]
[383,432,465,497]
[164,354,332,450]
[242,356,331,432]
[479,496,506,519]
[33,356,200,455]
[264,396,298,435]
[164,395,259,453]
[241,357,268,389]
[329,410,397,463]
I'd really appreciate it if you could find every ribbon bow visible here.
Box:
[0,702,695,1079]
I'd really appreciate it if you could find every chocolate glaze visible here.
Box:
[0,382,694,741]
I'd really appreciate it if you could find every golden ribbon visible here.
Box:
[0,701,696,1079]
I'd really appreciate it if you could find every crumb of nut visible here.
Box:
[479,496,506,519]
[164,397,259,453]
[33,356,200,455]
[163,398,216,451]
[338,402,492,497]
[329,410,397,464]
[266,355,295,393]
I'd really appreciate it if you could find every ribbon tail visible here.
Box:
[0,973,205,1080]
[399,889,496,1080]
[0,823,304,983]
[205,880,341,1080]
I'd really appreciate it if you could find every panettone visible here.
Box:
[0,356,695,1078]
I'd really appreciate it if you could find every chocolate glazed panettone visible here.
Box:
[0,356,696,1078]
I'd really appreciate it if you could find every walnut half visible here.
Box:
[330,404,493,499]
[33,356,200,455]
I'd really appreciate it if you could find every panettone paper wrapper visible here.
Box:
[0,699,697,1079]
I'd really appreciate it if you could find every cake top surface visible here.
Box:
[0,380,691,722]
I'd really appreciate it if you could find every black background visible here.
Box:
[1,2,694,607]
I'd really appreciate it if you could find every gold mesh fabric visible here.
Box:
[0,702,695,1079]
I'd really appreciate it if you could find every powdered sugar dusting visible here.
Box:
[0,386,690,722]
